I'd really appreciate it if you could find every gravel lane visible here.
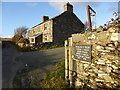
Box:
[2,42,64,88]
[15,47,65,83]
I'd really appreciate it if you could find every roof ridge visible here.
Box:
[31,11,67,29]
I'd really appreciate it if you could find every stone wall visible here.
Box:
[65,26,120,88]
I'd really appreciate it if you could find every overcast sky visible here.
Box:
[1,1,119,38]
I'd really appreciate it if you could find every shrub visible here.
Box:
[17,38,29,44]
[12,34,23,43]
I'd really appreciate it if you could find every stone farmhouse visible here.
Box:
[28,3,84,44]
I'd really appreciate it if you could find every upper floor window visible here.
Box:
[32,30,35,34]
[44,24,47,30]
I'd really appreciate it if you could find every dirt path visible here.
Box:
[2,42,64,88]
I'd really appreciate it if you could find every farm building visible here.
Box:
[28,2,84,44]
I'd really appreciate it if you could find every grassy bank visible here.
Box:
[40,61,69,88]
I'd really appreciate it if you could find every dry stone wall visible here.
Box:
[65,26,120,89]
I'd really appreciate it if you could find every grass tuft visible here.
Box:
[40,61,70,88]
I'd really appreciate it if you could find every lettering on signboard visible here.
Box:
[74,45,92,62]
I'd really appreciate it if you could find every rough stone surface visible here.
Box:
[65,26,120,89]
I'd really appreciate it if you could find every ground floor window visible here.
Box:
[44,35,47,41]
[31,38,34,42]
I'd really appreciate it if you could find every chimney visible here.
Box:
[42,16,49,22]
[64,2,73,12]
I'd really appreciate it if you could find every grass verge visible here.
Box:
[40,61,70,88]
[13,61,70,88]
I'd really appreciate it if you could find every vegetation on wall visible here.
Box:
[103,12,120,29]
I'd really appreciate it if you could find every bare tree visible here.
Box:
[14,26,28,38]
[12,26,28,43]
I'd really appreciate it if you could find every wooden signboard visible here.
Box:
[74,45,92,62]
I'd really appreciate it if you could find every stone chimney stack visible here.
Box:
[42,16,49,22]
[64,2,73,12]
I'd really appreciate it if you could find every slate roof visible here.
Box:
[31,11,66,29]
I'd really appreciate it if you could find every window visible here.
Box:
[44,35,47,40]
[44,24,47,30]
[31,38,34,42]
[32,30,35,33]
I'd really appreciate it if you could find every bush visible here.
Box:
[17,38,25,43]
[12,34,23,43]
[17,38,29,44]
[10,41,32,52]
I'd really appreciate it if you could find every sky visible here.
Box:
[1,1,119,38]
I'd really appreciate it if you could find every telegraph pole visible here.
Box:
[86,5,96,32]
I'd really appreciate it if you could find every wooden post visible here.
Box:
[86,5,96,32]
[86,5,92,31]
[65,40,69,79]
[68,37,73,86]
